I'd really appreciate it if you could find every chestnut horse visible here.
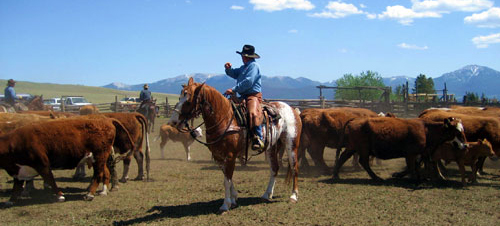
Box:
[0,95,44,112]
[169,77,302,213]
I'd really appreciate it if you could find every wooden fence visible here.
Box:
[57,96,175,117]
[264,98,500,118]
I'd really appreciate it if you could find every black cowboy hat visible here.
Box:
[236,44,260,59]
[7,79,16,85]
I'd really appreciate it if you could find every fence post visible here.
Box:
[61,97,66,112]
[114,96,118,112]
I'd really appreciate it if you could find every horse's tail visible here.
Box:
[135,114,151,181]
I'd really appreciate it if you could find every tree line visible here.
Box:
[335,71,496,104]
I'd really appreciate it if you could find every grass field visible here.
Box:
[0,79,179,104]
[1,116,499,226]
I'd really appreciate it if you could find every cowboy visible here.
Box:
[139,84,152,115]
[224,44,264,150]
[4,79,17,107]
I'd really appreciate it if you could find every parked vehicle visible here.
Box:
[111,96,140,112]
[43,97,62,111]
[62,96,93,112]
[120,97,141,104]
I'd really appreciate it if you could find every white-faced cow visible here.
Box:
[0,118,134,205]
[332,117,467,182]
[419,109,500,175]
[73,112,150,187]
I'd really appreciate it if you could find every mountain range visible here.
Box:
[103,65,500,99]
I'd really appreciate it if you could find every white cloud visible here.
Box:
[398,42,429,50]
[366,13,377,19]
[378,0,493,25]
[288,29,298,33]
[465,7,500,28]
[339,48,348,53]
[378,5,441,25]
[412,0,493,13]
[309,1,364,19]
[231,5,245,10]
[360,4,367,9]
[472,33,500,48]
[250,0,315,12]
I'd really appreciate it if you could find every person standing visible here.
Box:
[224,44,264,150]
[4,79,17,107]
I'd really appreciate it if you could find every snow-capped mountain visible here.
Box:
[103,65,500,99]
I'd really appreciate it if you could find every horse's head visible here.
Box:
[27,95,45,111]
[168,77,205,129]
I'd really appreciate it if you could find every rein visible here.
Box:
[183,114,236,146]
[180,90,237,146]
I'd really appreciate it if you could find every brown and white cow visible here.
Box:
[332,117,467,182]
[419,109,500,175]
[298,107,379,170]
[0,118,134,205]
[433,139,495,185]
[157,124,202,161]
[73,112,150,186]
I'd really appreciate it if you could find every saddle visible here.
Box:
[230,99,281,161]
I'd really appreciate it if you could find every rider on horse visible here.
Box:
[139,83,152,115]
[4,79,18,107]
[224,44,264,151]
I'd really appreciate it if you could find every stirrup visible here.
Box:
[251,136,264,151]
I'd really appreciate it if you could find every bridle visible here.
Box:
[176,84,236,146]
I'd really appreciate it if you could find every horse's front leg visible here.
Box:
[219,158,237,213]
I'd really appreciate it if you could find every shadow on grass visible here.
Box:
[112,197,266,225]
[0,186,89,208]
[320,176,500,190]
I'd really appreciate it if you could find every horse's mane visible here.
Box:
[196,83,232,123]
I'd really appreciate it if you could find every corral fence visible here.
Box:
[57,96,176,117]
[265,83,500,118]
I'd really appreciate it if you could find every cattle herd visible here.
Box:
[0,103,499,213]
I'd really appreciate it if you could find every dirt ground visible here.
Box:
[1,117,499,226]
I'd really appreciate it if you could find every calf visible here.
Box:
[157,124,202,161]
[433,139,495,185]
[420,110,500,174]
[333,117,467,182]
[0,118,134,205]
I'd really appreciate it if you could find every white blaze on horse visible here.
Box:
[168,77,302,213]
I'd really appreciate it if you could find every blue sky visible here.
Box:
[1,0,499,86]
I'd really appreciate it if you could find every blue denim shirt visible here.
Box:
[140,89,151,101]
[4,86,17,105]
[225,59,262,98]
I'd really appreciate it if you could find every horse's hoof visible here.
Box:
[289,198,298,204]
[230,203,238,209]
[110,186,119,192]
[119,178,127,183]
[83,194,94,201]
[56,195,65,202]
